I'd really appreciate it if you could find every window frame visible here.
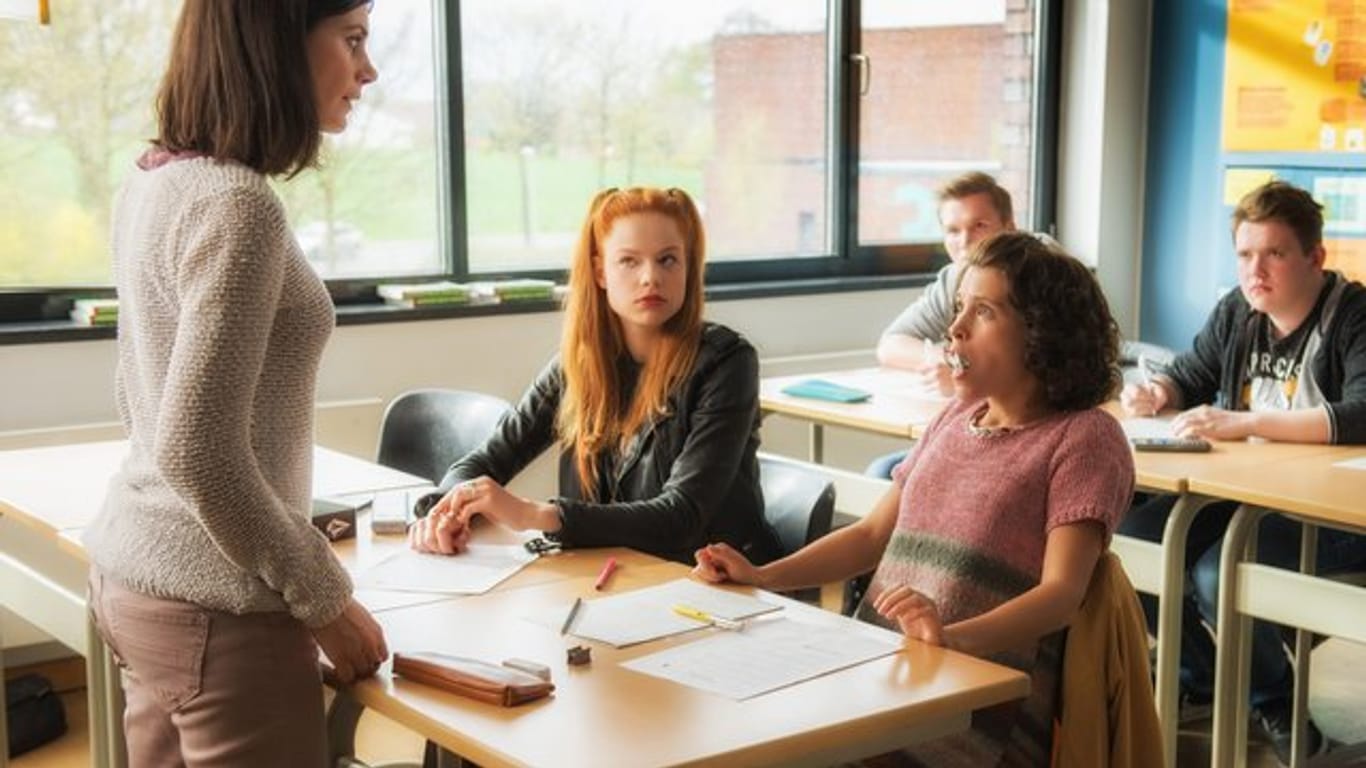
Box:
[0,0,1059,339]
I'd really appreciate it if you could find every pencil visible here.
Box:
[560,596,583,636]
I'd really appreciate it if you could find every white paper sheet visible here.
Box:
[1121,417,1176,440]
[355,545,537,595]
[1333,455,1366,471]
[622,616,901,700]
[548,579,781,647]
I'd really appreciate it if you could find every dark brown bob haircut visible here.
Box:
[1231,180,1324,255]
[938,171,1014,226]
[966,232,1121,412]
[155,0,371,178]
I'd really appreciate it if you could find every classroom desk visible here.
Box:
[752,391,1356,767]
[1191,449,1366,768]
[0,439,430,768]
[1110,417,1350,768]
[334,563,1031,768]
[759,368,948,462]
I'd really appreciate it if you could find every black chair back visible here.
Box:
[758,455,836,556]
[376,389,513,485]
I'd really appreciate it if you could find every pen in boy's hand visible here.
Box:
[1137,354,1158,417]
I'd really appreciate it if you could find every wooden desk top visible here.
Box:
[0,439,426,537]
[1101,407,1350,494]
[0,440,126,535]
[4,439,447,615]
[1185,448,1366,530]
[760,368,949,440]
[354,565,1029,768]
[1130,439,1347,494]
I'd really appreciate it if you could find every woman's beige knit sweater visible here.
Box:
[83,157,351,628]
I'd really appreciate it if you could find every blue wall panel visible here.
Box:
[1142,1,1366,350]
[1140,0,1229,349]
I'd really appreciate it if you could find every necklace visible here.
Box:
[965,404,1018,439]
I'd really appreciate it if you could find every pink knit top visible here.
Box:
[859,397,1135,766]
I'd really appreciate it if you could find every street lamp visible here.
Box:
[518,144,536,247]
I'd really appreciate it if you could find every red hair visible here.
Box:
[557,187,706,496]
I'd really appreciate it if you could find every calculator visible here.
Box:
[1129,437,1212,453]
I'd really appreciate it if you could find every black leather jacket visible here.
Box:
[437,323,783,565]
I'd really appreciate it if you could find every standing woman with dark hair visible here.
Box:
[408,187,782,566]
[82,1,386,764]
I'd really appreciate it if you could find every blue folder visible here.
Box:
[780,379,872,403]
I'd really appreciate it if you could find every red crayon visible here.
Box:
[593,557,618,590]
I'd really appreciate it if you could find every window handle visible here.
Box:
[850,53,871,96]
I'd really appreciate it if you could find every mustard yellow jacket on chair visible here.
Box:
[1053,551,1164,768]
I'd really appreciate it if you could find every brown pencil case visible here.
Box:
[392,652,553,707]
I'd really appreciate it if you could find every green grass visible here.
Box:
[0,139,705,285]
[464,150,704,236]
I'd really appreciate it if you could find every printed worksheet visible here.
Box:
[623,616,901,700]
[356,545,537,595]
[546,579,782,647]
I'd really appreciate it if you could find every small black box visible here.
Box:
[310,497,359,542]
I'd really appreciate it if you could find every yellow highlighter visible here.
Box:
[672,604,743,631]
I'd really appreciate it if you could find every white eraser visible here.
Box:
[502,657,551,681]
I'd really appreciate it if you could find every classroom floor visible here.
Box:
[10,640,1366,767]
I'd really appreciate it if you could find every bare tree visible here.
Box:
[0,0,178,281]
[464,6,580,153]
[0,0,177,230]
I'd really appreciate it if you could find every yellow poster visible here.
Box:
[1326,238,1366,282]
[1222,0,1366,153]
[1222,167,1277,204]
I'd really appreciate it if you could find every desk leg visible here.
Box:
[807,424,824,464]
[1212,504,1266,768]
[425,742,464,768]
[325,687,365,764]
[1153,493,1214,768]
[103,646,126,768]
[0,631,9,768]
[1289,523,1317,768]
[327,691,468,768]
[84,617,126,768]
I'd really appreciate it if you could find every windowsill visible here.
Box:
[0,272,933,345]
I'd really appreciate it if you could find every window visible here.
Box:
[0,2,179,288]
[283,0,443,280]
[0,1,1056,327]
[459,0,829,272]
[857,1,1040,245]
[0,0,441,287]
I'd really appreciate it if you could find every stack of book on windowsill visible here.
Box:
[377,281,471,309]
[468,279,557,305]
[70,298,119,327]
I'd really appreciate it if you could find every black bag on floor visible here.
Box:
[6,673,67,758]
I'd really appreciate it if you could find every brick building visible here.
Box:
[706,5,1035,258]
